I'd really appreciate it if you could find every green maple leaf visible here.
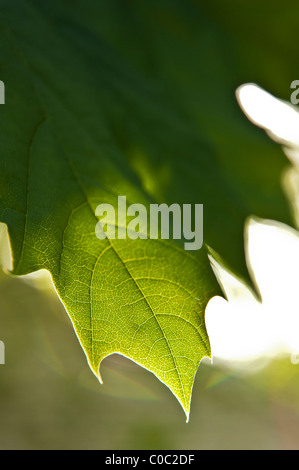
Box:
[0,0,293,419]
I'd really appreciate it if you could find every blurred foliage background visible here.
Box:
[1,271,299,450]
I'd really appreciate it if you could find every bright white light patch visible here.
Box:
[206,83,299,366]
[236,83,299,147]
[206,219,299,364]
